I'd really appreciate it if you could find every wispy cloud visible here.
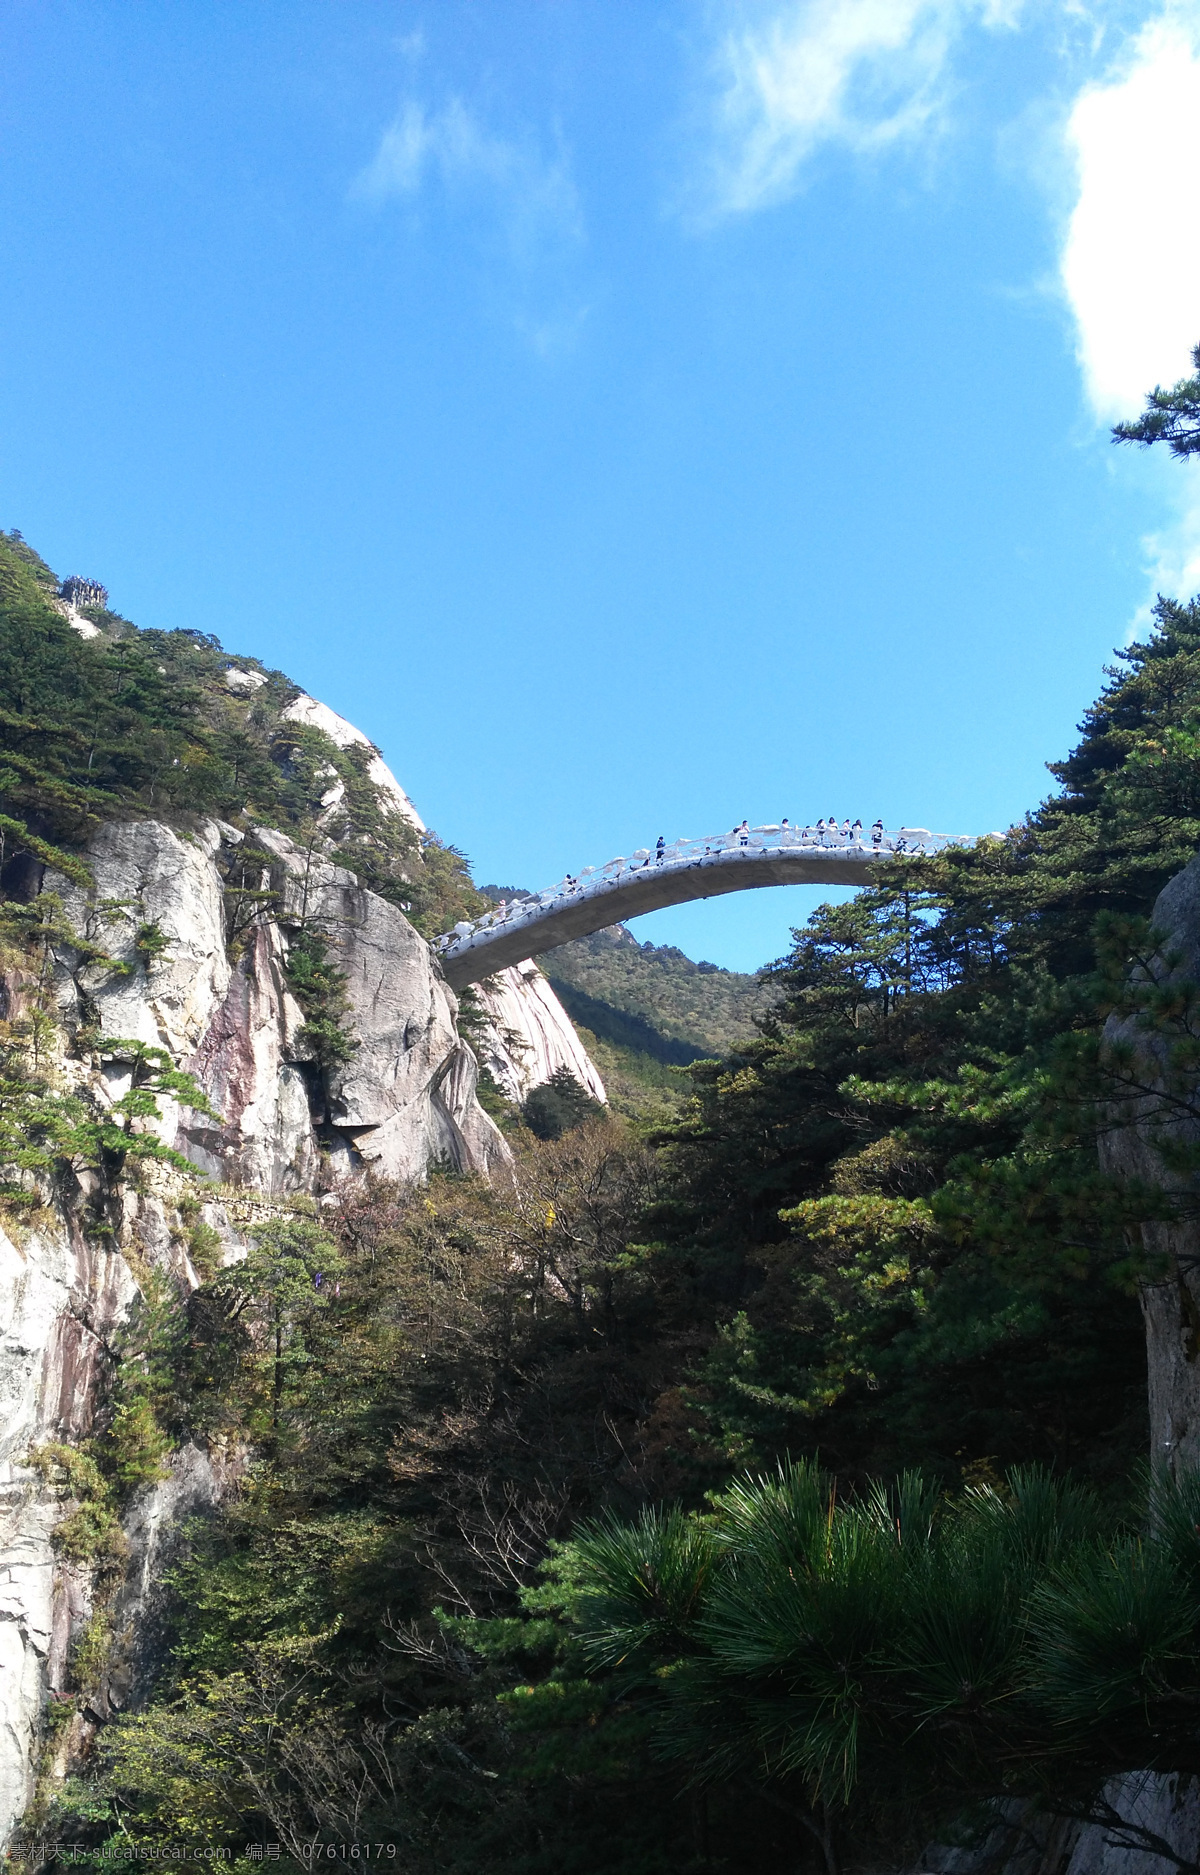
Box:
[1132,466,1200,626]
[695,0,1023,218]
[693,1,1200,611]
[353,97,583,263]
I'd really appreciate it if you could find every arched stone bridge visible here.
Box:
[435,824,974,990]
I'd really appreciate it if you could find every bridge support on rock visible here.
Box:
[435,825,973,990]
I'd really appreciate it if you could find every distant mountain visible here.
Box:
[540,977,708,1066]
[535,923,768,1062]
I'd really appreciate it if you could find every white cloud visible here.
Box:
[699,0,1022,217]
[353,97,582,260]
[1057,11,1200,615]
[1061,16,1200,420]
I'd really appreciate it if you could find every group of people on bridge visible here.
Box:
[435,817,911,952]
[723,817,885,851]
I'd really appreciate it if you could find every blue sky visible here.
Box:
[4,2,1200,969]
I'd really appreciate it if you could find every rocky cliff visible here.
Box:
[473,959,606,1106]
[0,797,598,1840]
[0,531,608,1842]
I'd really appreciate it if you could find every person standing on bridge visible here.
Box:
[734,820,750,845]
[852,818,862,842]
[656,836,666,865]
[872,820,884,847]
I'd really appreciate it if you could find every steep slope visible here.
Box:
[0,805,519,1832]
[467,962,606,1105]
[0,531,597,1839]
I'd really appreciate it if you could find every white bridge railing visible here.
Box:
[433,823,974,962]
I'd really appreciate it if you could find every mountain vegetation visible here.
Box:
[0,529,484,941]
[520,1062,606,1139]
[12,353,1200,1869]
[555,1018,696,1126]
[537,924,765,1063]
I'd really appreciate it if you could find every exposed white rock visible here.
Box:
[280,694,425,831]
[249,826,509,1182]
[474,962,606,1105]
[51,599,101,641]
[49,818,232,1062]
[0,1222,140,1479]
[1063,1774,1200,1875]
[224,667,267,692]
[178,914,317,1193]
[0,1491,59,1838]
[920,1778,1200,1875]
[39,814,511,1191]
[0,1216,140,1839]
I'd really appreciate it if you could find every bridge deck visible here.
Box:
[435,827,960,990]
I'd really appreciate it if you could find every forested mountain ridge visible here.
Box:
[9,348,1200,1875]
[538,923,765,1062]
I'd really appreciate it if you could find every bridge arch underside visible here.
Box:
[441,848,879,990]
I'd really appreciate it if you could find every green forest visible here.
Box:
[538,926,765,1064]
[6,355,1200,1871]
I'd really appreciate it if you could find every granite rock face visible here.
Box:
[1063,1774,1200,1875]
[177,909,317,1193]
[474,960,606,1106]
[0,809,521,1838]
[0,1213,139,1837]
[42,815,510,1191]
[920,1776,1200,1875]
[279,693,425,831]
[50,816,233,1062]
[230,825,511,1184]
